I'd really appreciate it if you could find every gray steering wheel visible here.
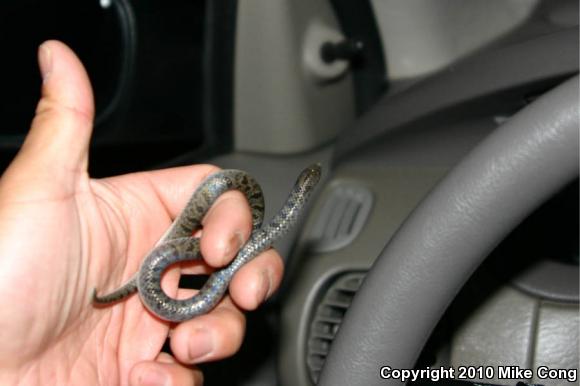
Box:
[318,76,579,386]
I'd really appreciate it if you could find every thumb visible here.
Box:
[2,40,95,197]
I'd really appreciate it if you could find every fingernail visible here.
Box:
[137,367,169,386]
[189,327,214,362]
[222,231,244,263]
[257,269,273,305]
[38,43,52,82]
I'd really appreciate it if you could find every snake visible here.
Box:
[92,163,321,322]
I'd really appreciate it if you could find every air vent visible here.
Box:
[306,272,366,384]
[310,183,373,252]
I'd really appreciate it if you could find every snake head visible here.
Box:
[297,163,322,189]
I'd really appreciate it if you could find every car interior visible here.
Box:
[1,1,578,385]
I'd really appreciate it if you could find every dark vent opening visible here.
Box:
[306,272,366,384]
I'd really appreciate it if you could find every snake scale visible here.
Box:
[92,164,321,322]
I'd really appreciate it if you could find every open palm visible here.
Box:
[0,41,283,386]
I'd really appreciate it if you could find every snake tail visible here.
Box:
[92,275,138,304]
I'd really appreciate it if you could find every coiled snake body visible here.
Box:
[93,164,321,322]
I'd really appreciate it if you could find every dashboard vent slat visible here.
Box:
[306,272,366,384]
[310,184,373,252]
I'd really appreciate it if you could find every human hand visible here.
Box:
[0,40,284,386]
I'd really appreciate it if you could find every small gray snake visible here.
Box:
[93,164,321,322]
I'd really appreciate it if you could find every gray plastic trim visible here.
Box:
[308,182,373,253]
[234,0,355,154]
[511,260,579,303]
[369,0,539,80]
[450,286,579,386]
[335,27,579,157]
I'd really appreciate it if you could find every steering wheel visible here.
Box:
[318,76,579,385]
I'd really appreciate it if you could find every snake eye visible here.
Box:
[309,162,322,173]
